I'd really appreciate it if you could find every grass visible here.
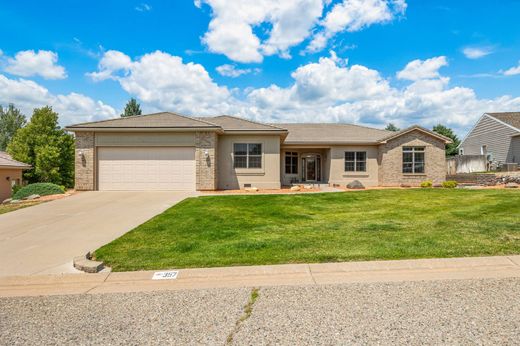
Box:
[94,189,520,271]
[0,202,40,215]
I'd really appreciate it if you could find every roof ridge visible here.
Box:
[274,122,390,133]
[67,111,221,128]
[216,115,287,130]
[378,125,452,143]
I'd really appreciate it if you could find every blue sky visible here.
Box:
[2,0,520,135]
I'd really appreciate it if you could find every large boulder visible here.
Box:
[24,194,41,200]
[347,180,365,189]
[2,198,12,204]
[505,182,519,189]
[290,186,300,191]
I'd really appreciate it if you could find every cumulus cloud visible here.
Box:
[197,0,324,62]
[135,3,152,11]
[88,50,234,114]
[215,64,260,77]
[502,60,520,76]
[462,46,494,59]
[0,74,116,125]
[3,50,67,79]
[307,0,407,53]
[396,56,447,81]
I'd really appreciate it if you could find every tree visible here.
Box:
[7,106,75,187]
[433,124,461,157]
[385,123,400,132]
[0,104,26,150]
[121,98,142,117]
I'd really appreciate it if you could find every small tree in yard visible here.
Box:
[0,104,26,150]
[121,98,142,117]
[7,106,75,187]
[433,124,461,157]
[385,123,400,132]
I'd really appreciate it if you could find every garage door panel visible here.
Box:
[98,147,196,191]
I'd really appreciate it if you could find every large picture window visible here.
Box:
[402,147,425,173]
[285,152,298,174]
[234,143,262,169]
[344,151,366,172]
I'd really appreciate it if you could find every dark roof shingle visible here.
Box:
[0,151,31,168]
[487,112,520,130]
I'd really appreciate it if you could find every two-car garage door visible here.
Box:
[97,147,196,191]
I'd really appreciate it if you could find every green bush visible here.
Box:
[420,180,433,188]
[11,184,23,196]
[442,180,458,189]
[13,183,65,200]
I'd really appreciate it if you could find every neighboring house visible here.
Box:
[0,151,31,201]
[459,112,520,167]
[65,112,451,191]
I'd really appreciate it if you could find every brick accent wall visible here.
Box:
[75,131,95,190]
[379,130,446,186]
[195,131,218,190]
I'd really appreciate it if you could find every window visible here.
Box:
[234,143,262,168]
[285,152,298,174]
[402,147,425,173]
[344,151,366,172]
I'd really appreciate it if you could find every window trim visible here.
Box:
[402,146,425,174]
[344,151,367,172]
[285,151,298,175]
[233,143,263,169]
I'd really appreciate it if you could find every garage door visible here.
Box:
[97,147,196,191]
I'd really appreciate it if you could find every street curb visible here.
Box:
[73,252,104,273]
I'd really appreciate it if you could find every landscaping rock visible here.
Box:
[2,198,12,204]
[432,184,443,188]
[400,184,412,188]
[347,180,365,189]
[303,184,313,189]
[505,182,519,188]
[73,254,105,273]
[24,194,41,200]
[10,199,22,204]
[290,186,300,191]
[245,187,259,192]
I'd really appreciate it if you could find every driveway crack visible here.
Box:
[225,287,260,345]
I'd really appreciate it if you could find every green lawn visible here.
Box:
[0,202,40,215]
[94,189,520,271]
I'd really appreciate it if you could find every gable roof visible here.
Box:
[197,115,287,132]
[0,151,31,169]
[66,112,221,130]
[278,123,391,144]
[486,112,520,131]
[378,125,453,144]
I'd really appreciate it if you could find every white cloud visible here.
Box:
[3,50,67,79]
[88,50,234,114]
[462,46,494,59]
[135,3,151,11]
[307,0,407,53]
[502,60,520,76]
[396,56,447,81]
[215,64,260,77]
[0,74,116,125]
[197,0,324,62]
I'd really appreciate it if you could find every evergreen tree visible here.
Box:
[0,104,26,150]
[433,124,461,157]
[385,123,400,132]
[7,106,75,187]
[121,98,142,117]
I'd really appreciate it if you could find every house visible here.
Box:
[0,151,31,201]
[459,112,520,168]
[65,112,451,191]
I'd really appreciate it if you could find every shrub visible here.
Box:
[420,180,433,188]
[13,183,65,200]
[11,184,23,196]
[442,180,458,189]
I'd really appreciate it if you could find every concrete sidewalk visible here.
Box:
[1,255,520,297]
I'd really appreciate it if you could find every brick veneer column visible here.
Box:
[75,131,95,190]
[195,131,218,190]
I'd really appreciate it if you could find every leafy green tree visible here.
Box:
[385,123,400,132]
[7,106,75,187]
[121,98,142,117]
[433,124,461,157]
[0,104,26,150]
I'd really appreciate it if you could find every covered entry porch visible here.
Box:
[280,147,331,186]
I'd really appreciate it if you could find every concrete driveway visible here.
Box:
[0,191,197,277]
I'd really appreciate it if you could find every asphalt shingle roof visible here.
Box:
[197,115,286,131]
[0,151,31,169]
[278,123,391,144]
[487,112,520,130]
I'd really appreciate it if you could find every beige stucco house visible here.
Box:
[0,151,31,201]
[65,112,451,191]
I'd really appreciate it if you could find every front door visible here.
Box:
[302,154,321,182]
